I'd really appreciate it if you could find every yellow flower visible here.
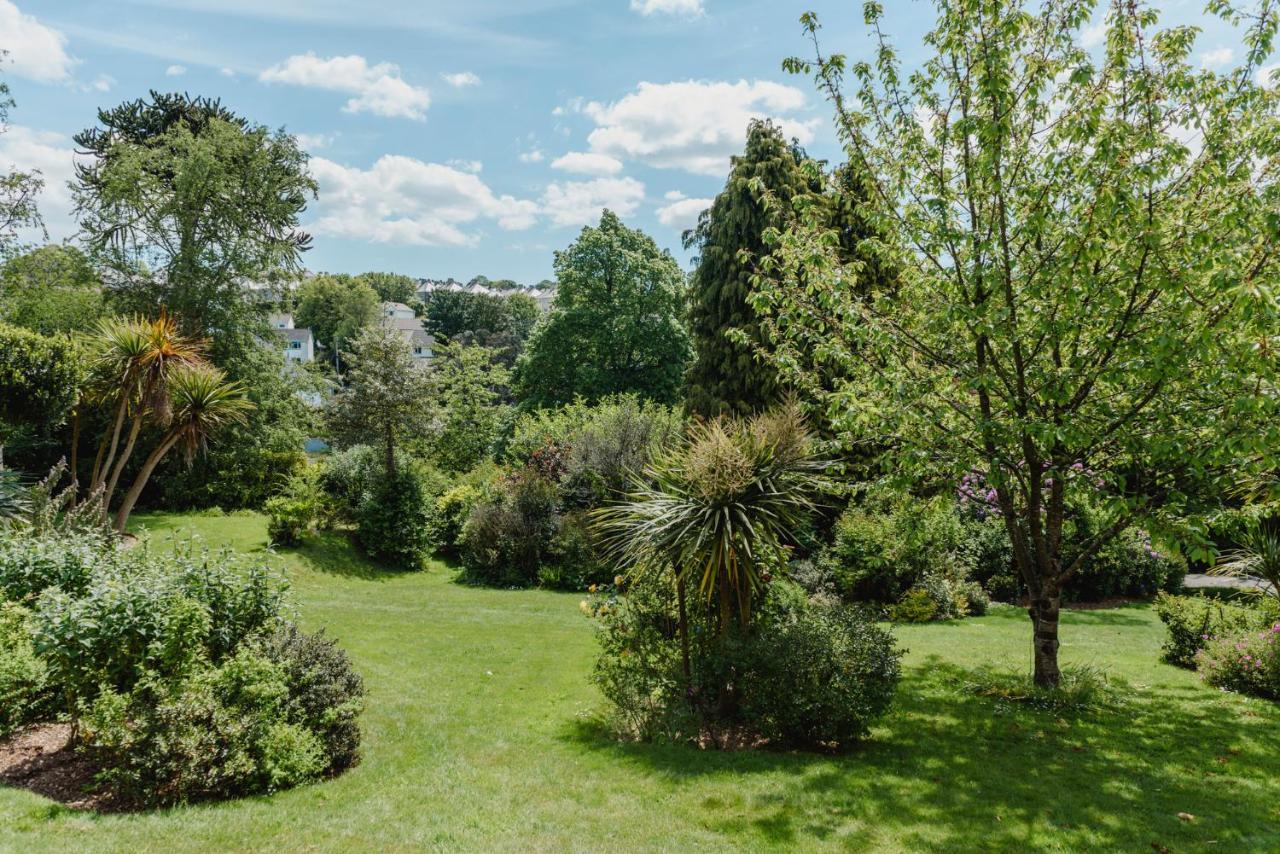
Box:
[579,600,591,615]
[614,575,624,587]
[589,584,598,593]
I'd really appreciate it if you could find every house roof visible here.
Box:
[284,328,313,343]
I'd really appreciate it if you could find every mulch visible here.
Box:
[0,723,111,811]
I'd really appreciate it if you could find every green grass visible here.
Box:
[2,510,1278,852]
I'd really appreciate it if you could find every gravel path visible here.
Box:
[1183,573,1276,594]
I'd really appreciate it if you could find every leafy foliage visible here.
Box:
[1155,592,1280,668]
[1196,624,1280,700]
[295,274,381,361]
[515,211,690,408]
[0,323,83,445]
[0,245,105,334]
[355,463,435,570]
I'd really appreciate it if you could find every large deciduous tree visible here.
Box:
[757,0,1280,685]
[72,91,316,360]
[295,273,381,364]
[0,67,43,260]
[515,210,690,408]
[0,245,105,334]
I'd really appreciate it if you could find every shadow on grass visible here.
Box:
[282,530,405,581]
[563,657,1280,850]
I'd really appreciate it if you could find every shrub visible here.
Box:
[81,647,326,805]
[821,496,976,605]
[0,603,49,737]
[1068,527,1185,601]
[259,624,366,772]
[539,511,611,590]
[888,586,939,623]
[355,464,434,570]
[1196,624,1280,700]
[1155,593,1280,667]
[265,466,326,547]
[322,445,447,523]
[32,539,286,709]
[0,529,116,604]
[732,586,901,748]
[505,394,682,508]
[426,482,485,557]
[460,468,559,586]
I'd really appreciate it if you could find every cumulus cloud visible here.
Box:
[441,71,480,88]
[1081,22,1107,48]
[294,132,334,150]
[655,195,710,228]
[447,159,483,173]
[1201,47,1235,69]
[631,0,704,16]
[518,148,545,163]
[0,125,81,240]
[582,79,814,175]
[541,176,645,227]
[1259,63,1280,88]
[0,0,76,82]
[308,155,537,247]
[260,53,430,120]
[550,151,623,176]
[166,64,187,77]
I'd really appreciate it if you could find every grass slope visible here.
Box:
[2,510,1277,852]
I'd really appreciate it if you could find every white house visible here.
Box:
[267,312,315,364]
[381,302,434,362]
[414,278,557,311]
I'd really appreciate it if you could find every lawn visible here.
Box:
[2,511,1278,852]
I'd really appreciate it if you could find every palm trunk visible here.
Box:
[104,414,144,508]
[113,432,179,533]
[1029,592,1062,687]
[92,394,131,492]
[69,412,81,504]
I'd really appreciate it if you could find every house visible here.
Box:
[414,277,557,311]
[283,328,315,364]
[381,302,434,362]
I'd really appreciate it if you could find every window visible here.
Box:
[290,341,302,349]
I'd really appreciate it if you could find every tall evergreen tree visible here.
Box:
[683,120,816,418]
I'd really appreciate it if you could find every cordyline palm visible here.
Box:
[594,403,829,687]
[1212,524,1280,610]
[113,363,253,532]
[85,314,203,505]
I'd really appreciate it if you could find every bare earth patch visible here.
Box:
[0,724,106,811]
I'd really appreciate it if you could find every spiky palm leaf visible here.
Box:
[593,403,829,629]
[1211,525,1280,607]
[165,363,255,462]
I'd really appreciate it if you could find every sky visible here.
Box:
[0,0,1252,285]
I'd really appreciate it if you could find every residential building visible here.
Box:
[381,302,434,362]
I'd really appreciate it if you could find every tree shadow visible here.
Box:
[562,657,1280,850]
[282,530,406,581]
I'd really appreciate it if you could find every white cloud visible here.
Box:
[518,148,545,163]
[219,67,235,77]
[0,0,76,82]
[308,154,537,247]
[655,195,710,228]
[85,74,114,92]
[166,64,187,77]
[1259,63,1280,88]
[441,71,480,88]
[1081,22,1107,48]
[541,176,645,227]
[663,189,685,201]
[631,0,704,17]
[0,125,81,241]
[1201,47,1234,69]
[447,159,483,173]
[295,132,334,150]
[550,151,623,176]
[260,53,430,120]
[582,79,815,175]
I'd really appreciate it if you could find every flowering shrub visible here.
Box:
[1154,593,1279,667]
[1196,624,1280,700]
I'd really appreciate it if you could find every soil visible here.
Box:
[0,723,109,811]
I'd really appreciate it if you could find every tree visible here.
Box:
[594,404,828,691]
[0,323,83,451]
[84,314,202,506]
[112,362,253,531]
[327,325,435,477]
[515,211,691,408]
[430,342,511,472]
[0,245,105,334]
[355,271,417,305]
[423,290,539,366]
[72,92,316,360]
[684,120,818,418]
[0,66,43,259]
[295,274,380,364]
[757,1,1280,685]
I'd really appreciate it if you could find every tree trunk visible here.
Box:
[1029,592,1062,687]
[104,414,144,508]
[676,571,693,701]
[92,394,131,493]
[113,433,179,533]
[69,412,81,504]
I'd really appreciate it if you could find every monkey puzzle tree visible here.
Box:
[757,0,1280,685]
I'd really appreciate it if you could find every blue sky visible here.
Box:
[0,0,1248,284]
